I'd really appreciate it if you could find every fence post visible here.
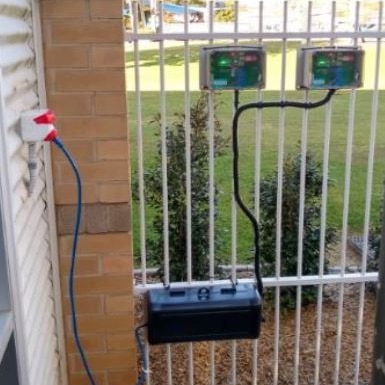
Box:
[372,185,385,385]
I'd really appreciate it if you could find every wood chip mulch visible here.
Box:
[135,285,376,385]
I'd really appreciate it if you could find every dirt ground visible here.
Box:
[135,242,377,385]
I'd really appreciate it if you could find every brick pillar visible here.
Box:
[40,1,136,384]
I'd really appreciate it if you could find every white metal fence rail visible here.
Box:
[127,1,384,384]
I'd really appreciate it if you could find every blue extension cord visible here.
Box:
[53,137,148,385]
[53,137,95,383]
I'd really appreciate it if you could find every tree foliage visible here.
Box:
[259,150,336,308]
[142,93,228,282]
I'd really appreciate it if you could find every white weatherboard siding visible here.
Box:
[0,1,61,385]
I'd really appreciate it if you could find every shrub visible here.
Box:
[141,93,228,282]
[259,150,336,308]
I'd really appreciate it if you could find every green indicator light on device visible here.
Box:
[200,46,266,90]
[296,47,364,90]
[216,55,232,67]
[314,55,329,67]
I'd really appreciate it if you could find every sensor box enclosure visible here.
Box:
[147,283,262,344]
[296,46,364,90]
[200,45,266,90]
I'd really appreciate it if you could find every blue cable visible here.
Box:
[53,137,148,385]
[53,137,97,385]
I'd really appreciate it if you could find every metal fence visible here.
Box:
[126,1,384,384]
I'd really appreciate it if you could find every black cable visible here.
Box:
[232,89,336,297]
[135,324,149,385]
[53,137,97,385]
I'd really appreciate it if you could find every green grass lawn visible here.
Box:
[128,90,385,263]
[126,42,385,264]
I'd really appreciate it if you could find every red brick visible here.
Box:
[96,140,128,160]
[107,204,131,232]
[53,183,98,205]
[71,351,135,372]
[108,370,138,385]
[58,117,127,140]
[90,0,123,19]
[60,233,130,254]
[66,334,106,353]
[56,70,125,92]
[51,20,123,44]
[70,314,134,334]
[41,0,88,18]
[60,161,129,183]
[63,296,104,315]
[99,183,130,203]
[52,141,95,162]
[44,46,89,68]
[60,256,100,276]
[102,255,132,274]
[91,45,124,68]
[69,372,107,385]
[105,295,133,313]
[74,276,133,295]
[95,94,127,115]
[107,333,135,351]
[85,204,109,234]
[48,93,93,116]
[43,0,134,379]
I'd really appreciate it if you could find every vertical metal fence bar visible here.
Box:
[331,5,339,385]
[132,0,147,289]
[208,0,215,282]
[231,3,239,283]
[354,3,383,384]
[273,4,288,385]
[314,102,333,384]
[293,3,313,384]
[208,83,216,277]
[184,1,192,285]
[334,0,358,382]
[158,0,170,287]
[315,4,336,384]
[253,1,263,233]
[132,4,151,384]
[207,3,216,384]
[314,97,333,385]
[208,90,216,385]
[231,3,240,385]
[209,89,215,280]
[157,4,172,384]
[335,55,357,385]
[183,4,194,384]
[252,4,264,384]
[327,2,347,384]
